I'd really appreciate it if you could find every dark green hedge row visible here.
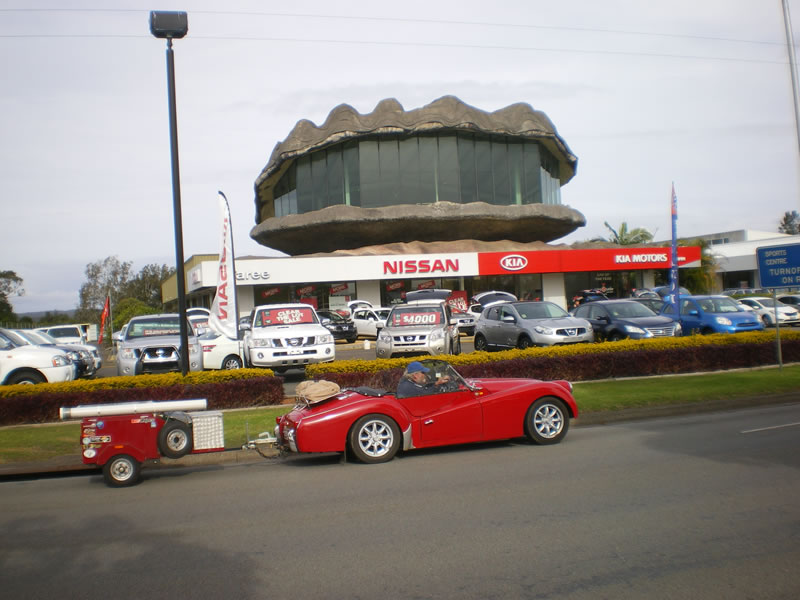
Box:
[311,340,796,390]
[0,376,284,426]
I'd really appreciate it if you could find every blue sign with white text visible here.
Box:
[756,243,800,289]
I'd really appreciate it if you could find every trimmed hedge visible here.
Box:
[0,369,284,426]
[306,331,800,390]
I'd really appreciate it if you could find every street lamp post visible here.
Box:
[150,11,190,375]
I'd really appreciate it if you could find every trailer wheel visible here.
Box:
[103,454,141,487]
[157,420,193,459]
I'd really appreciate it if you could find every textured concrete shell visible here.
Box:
[251,96,584,255]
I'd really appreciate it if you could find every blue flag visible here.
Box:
[669,183,680,308]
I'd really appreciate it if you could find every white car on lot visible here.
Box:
[0,327,74,385]
[376,301,461,359]
[242,303,335,373]
[351,306,391,338]
[738,297,800,327]
[36,324,86,345]
[199,331,245,369]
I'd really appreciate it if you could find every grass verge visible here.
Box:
[2,365,798,464]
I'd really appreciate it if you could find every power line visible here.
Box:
[0,7,787,48]
[0,31,788,65]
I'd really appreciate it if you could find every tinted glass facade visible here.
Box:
[272,133,562,217]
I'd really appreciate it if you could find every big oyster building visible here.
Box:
[164,97,701,313]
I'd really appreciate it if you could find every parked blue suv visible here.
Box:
[660,295,764,335]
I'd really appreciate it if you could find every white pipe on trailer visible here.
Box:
[60,399,208,420]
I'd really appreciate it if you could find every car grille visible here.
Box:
[276,337,316,347]
[391,334,429,348]
[645,325,677,337]
[139,345,180,373]
[555,327,588,337]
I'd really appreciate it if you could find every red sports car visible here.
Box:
[275,359,578,463]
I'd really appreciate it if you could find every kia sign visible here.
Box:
[499,254,528,271]
[756,243,800,288]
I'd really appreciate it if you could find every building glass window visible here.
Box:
[270,133,564,216]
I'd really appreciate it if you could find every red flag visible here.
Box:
[98,296,110,343]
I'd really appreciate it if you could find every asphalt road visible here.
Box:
[2,403,798,599]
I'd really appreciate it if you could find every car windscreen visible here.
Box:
[515,302,568,319]
[475,292,517,305]
[255,306,317,327]
[700,298,746,313]
[319,311,347,323]
[4,329,30,345]
[606,302,657,318]
[47,326,81,338]
[126,317,182,339]
[390,305,444,327]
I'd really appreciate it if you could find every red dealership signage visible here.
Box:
[479,247,702,276]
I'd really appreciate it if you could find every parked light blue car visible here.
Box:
[660,295,764,335]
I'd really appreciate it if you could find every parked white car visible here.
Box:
[351,306,391,338]
[738,297,800,327]
[0,328,74,385]
[35,324,86,345]
[116,314,202,376]
[242,303,335,373]
[199,331,245,369]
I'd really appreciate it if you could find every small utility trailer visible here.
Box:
[60,399,254,487]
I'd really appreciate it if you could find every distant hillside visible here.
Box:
[18,309,76,321]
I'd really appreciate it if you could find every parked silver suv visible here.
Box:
[116,314,202,375]
[474,301,594,350]
[376,302,460,358]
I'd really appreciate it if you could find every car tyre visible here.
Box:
[157,420,193,459]
[452,336,462,355]
[222,355,243,369]
[6,369,46,385]
[608,331,624,342]
[524,397,569,445]
[761,314,771,327]
[348,414,401,464]
[517,335,532,349]
[103,454,141,487]
[474,333,489,352]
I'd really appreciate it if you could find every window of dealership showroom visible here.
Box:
[271,134,563,217]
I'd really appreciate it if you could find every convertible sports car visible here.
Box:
[275,359,578,463]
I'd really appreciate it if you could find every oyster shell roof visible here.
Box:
[254,95,578,197]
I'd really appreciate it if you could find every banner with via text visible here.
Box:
[209,191,239,339]
[668,183,680,307]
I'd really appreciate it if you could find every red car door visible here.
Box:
[397,389,483,447]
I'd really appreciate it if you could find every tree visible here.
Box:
[591,221,654,245]
[112,297,155,332]
[0,270,24,323]
[654,238,718,294]
[120,263,175,309]
[778,210,800,235]
[76,256,133,324]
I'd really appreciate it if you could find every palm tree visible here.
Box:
[778,210,800,235]
[591,221,654,245]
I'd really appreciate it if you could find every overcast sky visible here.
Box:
[4,0,800,313]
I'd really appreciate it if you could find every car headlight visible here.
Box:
[120,347,136,360]
[318,333,333,344]
[67,351,80,361]
[252,338,276,348]
[715,317,732,326]
[189,343,200,355]
[623,325,646,335]
[52,355,69,367]
[429,329,444,341]
[534,325,554,335]
[378,331,392,343]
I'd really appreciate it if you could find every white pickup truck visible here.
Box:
[0,327,75,385]
[242,303,335,373]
